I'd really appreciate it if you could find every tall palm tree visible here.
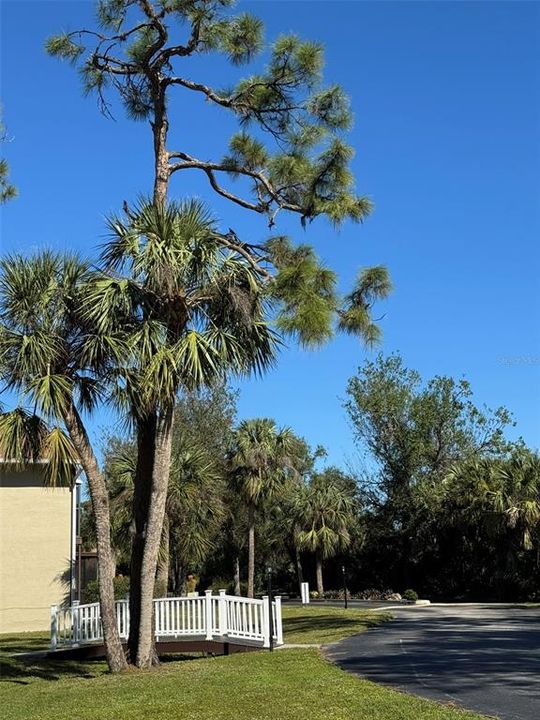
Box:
[295,468,357,595]
[0,252,129,672]
[86,199,278,666]
[229,418,297,598]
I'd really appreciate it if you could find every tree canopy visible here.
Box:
[47,0,373,226]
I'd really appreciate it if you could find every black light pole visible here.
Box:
[342,565,348,610]
[267,565,274,652]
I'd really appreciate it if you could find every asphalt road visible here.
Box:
[325,605,540,720]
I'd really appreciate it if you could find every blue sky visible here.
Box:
[1,1,539,467]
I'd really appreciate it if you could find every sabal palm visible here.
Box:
[295,469,357,595]
[447,452,540,552]
[108,441,224,594]
[0,251,129,671]
[230,418,297,597]
[85,198,278,665]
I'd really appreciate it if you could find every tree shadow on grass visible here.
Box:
[0,634,205,686]
[0,654,106,685]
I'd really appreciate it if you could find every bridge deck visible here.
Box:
[50,590,283,651]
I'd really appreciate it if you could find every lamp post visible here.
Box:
[267,565,274,652]
[342,565,348,610]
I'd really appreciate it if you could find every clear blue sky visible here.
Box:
[1,1,539,467]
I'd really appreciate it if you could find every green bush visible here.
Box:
[208,578,248,596]
[403,588,418,602]
[82,575,130,604]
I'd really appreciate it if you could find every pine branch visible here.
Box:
[168,151,303,221]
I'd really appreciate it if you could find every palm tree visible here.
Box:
[295,468,358,595]
[229,419,297,598]
[107,439,225,596]
[86,199,278,666]
[446,451,540,556]
[0,252,129,672]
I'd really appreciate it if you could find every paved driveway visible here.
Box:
[326,605,540,720]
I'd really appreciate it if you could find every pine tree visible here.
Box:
[46,0,392,668]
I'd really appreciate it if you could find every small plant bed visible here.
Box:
[282,605,391,645]
[0,638,489,720]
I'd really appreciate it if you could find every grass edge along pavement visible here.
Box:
[1,644,491,720]
[281,605,392,645]
[1,608,491,720]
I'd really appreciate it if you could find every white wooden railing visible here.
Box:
[50,590,283,650]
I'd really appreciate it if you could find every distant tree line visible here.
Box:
[80,354,539,604]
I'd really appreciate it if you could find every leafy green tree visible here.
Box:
[294,468,358,595]
[229,418,297,597]
[345,353,513,593]
[0,253,128,672]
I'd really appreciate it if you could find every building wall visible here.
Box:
[0,467,72,633]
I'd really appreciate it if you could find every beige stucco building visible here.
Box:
[0,463,77,633]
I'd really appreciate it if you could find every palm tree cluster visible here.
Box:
[1,0,394,674]
[0,197,388,670]
[96,401,360,602]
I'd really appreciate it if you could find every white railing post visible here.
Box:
[205,590,213,640]
[71,600,80,646]
[274,596,283,645]
[50,605,58,651]
[261,596,270,648]
[301,582,310,605]
[218,590,227,637]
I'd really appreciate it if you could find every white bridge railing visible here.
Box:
[50,590,283,650]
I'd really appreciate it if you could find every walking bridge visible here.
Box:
[50,590,283,656]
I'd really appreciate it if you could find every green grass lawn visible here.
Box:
[1,642,488,720]
[282,604,391,644]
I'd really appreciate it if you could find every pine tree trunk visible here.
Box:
[316,551,324,596]
[63,403,127,673]
[135,408,174,668]
[155,515,170,597]
[247,504,256,599]
[151,85,169,206]
[128,415,156,663]
[233,554,241,596]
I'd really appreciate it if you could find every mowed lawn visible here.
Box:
[0,609,489,720]
[281,604,391,644]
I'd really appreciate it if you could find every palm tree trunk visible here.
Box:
[233,554,241,596]
[295,546,304,596]
[135,408,174,668]
[63,403,127,673]
[247,504,256,599]
[315,550,324,596]
[128,415,156,664]
[155,515,170,597]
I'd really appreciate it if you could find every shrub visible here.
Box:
[82,575,130,604]
[403,588,419,602]
[207,578,249,596]
[322,589,351,600]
